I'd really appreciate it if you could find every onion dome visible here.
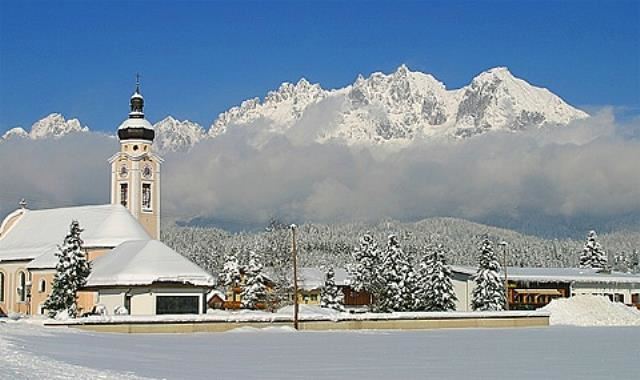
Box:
[118,75,155,141]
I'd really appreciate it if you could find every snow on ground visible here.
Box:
[1,319,639,380]
[541,295,640,326]
[0,320,149,380]
[47,305,546,325]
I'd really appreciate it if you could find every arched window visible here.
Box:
[39,279,47,293]
[0,272,5,302]
[18,271,26,302]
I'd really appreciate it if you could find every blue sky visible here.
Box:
[0,0,638,134]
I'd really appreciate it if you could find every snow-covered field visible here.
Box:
[1,320,638,380]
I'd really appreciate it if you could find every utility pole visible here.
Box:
[291,224,299,330]
[499,241,509,310]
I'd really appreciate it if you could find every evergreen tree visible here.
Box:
[320,267,345,311]
[219,252,242,288]
[471,238,505,311]
[378,235,415,312]
[44,220,91,318]
[579,230,608,269]
[241,251,268,309]
[414,245,435,311]
[424,244,457,311]
[348,233,383,308]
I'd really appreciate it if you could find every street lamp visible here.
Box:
[290,224,299,330]
[499,241,509,310]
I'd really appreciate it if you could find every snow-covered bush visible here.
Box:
[114,305,129,315]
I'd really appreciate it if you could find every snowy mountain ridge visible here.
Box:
[152,116,207,153]
[1,66,589,151]
[211,65,588,144]
[1,113,88,141]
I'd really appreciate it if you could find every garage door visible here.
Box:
[156,295,199,314]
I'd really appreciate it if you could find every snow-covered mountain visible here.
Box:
[210,65,589,144]
[152,116,206,153]
[1,113,88,141]
[0,113,206,154]
[2,66,589,150]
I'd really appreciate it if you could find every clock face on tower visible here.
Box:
[142,164,152,179]
[119,165,128,178]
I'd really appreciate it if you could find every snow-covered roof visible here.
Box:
[118,118,153,131]
[451,266,640,284]
[297,268,349,290]
[0,204,150,263]
[85,240,215,288]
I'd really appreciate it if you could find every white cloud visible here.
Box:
[1,109,638,234]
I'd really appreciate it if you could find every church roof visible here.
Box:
[85,240,215,288]
[0,204,150,263]
[117,118,153,131]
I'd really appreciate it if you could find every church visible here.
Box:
[0,82,215,317]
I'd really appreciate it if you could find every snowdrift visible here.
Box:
[541,295,640,326]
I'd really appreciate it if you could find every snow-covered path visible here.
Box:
[1,321,638,380]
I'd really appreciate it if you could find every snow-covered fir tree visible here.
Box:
[320,267,345,311]
[378,235,416,312]
[219,252,242,288]
[348,233,383,306]
[241,251,268,309]
[414,245,435,311]
[471,238,505,311]
[44,220,91,318]
[579,230,608,269]
[421,243,457,311]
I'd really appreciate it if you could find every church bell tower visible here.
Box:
[109,76,162,239]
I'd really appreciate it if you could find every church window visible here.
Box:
[120,183,128,208]
[18,271,26,302]
[39,279,46,293]
[142,183,152,211]
[0,272,5,302]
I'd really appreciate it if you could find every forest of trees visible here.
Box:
[162,217,640,280]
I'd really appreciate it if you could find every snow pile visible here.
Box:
[541,295,640,326]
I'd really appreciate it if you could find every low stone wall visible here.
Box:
[55,314,549,334]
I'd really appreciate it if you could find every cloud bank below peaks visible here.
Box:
[1,108,638,237]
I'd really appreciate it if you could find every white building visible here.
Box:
[0,80,214,317]
[85,240,214,315]
[452,266,640,311]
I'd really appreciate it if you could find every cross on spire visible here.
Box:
[135,73,141,93]
[19,198,27,209]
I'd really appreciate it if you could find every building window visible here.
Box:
[632,294,639,305]
[310,294,318,301]
[18,271,26,302]
[156,296,199,314]
[39,279,46,293]
[0,272,4,302]
[39,304,46,315]
[142,183,152,211]
[120,183,128,208]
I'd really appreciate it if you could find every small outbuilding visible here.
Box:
[84,240,215,315]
